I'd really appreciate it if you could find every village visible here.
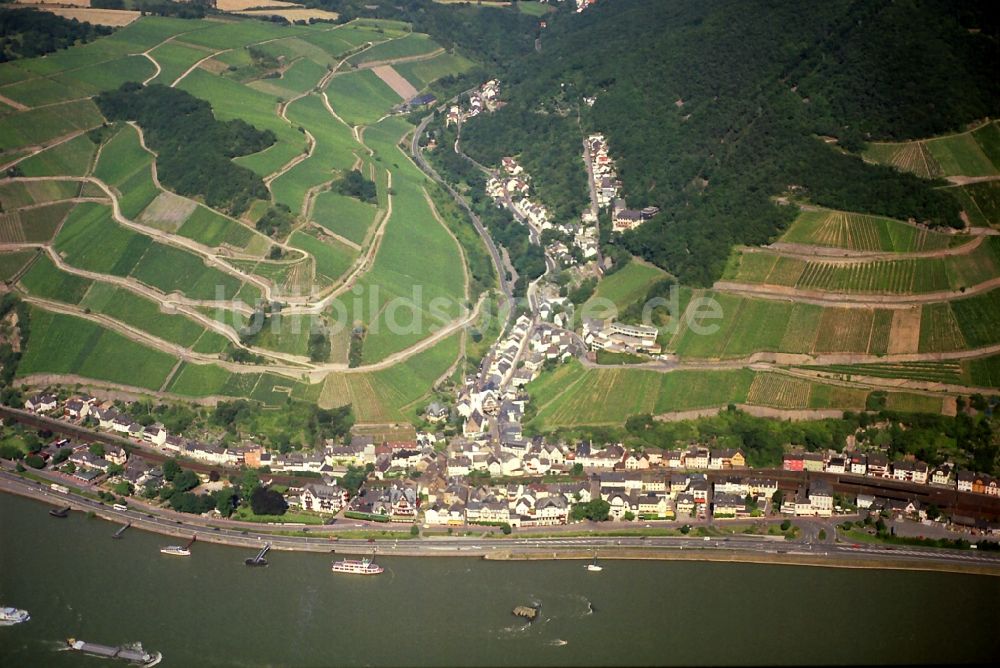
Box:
[9,393,1000,535]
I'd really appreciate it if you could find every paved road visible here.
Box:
[4,470,998,572]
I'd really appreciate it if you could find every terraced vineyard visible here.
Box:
[864,120,1000,180]
[778,208,959,253]
[0,14,484,424]
[723,236,1000,295]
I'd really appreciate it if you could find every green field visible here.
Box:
[289,229,357,286]
[17,306,177,390]
[0,202,73,243]
[349,33,441,65]
[17,133,97,178]
[724,239,1000,294]
[176,205,256,251]
[526,361,755,428]
[179,69,306,178]
[93,124,158,220]
[779,208,957,252]
[670,291,895,357]
[947,181,1000,229]
[148,40,218,86]
[0,99,104,152]
[394,52,475,91]
[318,331,460,422]
[0,250,35,281]
[311,190,378,245]
[864,120,1000,178]
[581,261,669,321]
[79,282,206,348]
[18,253,92,304]
[950,288,1000,349]
[325,69,402,125]
[271,93,360,214]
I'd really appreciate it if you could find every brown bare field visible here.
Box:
[237,8,339,21]
[887,306,922,354]
[40,7,140,26]
[372,65,418,101]
[216,0,297,9]
[14,0,91,6]
[198,57,230,75]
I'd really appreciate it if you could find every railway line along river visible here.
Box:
[1,493,998,666]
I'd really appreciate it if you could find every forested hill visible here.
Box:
[455,0,998,286]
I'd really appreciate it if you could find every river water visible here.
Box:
[1,493,998,666]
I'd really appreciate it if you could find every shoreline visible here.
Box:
[4,480,999,578]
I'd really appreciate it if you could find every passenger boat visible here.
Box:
[0,606,29,626]
[159,546,190,557]
[586,555,603,572]
[66,638,162,666]
[331,556,383,575]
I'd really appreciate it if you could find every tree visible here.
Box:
[571,463,583,476]
[570,499,611,522]
[162,458,180,481]
[24,453,44,469]
[107,463,124,477]
[209,470,221,482]
[240,468,261,503]
[88,443,105,457]
[213,487,237,517]
[172,469,200,493]
[410,524,419,536]
[250,486,288,516]
[926,504,941,521]
[771,490,784,511]
[780,519,791,531]
[111,481,133,497]
[623,511,636,522]
[53,447,71,464]
[818,529,827,541]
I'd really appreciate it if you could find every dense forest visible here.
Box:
[442,0,996,286]
[0,7,112,62]
[96,83,274,215]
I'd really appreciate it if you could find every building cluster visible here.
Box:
[582,318,662,356]
[446,79,501,126]
[783,450,1000,497]
[486,157,552,232]
[584,133,659,233]
[574,0,599,12]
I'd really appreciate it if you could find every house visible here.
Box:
[26,394,58,413]
[808,481,833,517]
[425,402,449,424]
[712,493,747,518]
[637,494,668,518]
[826,457,846,474]
[849,453,868,476]
[675,493,695,516]
[142,424,167,447]
[782,454,804,472]
[300,483,347,514]
[892,459,929,485]
[867,453,890,478]
[709,448,746,470]
[957,470,975,492]
[802,452,825,472]
[64,399,90,420]
[931,464,954,487]
[105,445,127,467]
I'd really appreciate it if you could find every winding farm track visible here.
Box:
[762,234,990,261]
[712,275,1000,306]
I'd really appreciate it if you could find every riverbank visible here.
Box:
[5,473,999,577]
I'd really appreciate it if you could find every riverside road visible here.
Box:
[2,468,998,575]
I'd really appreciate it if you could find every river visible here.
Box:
[1,493,998,666]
